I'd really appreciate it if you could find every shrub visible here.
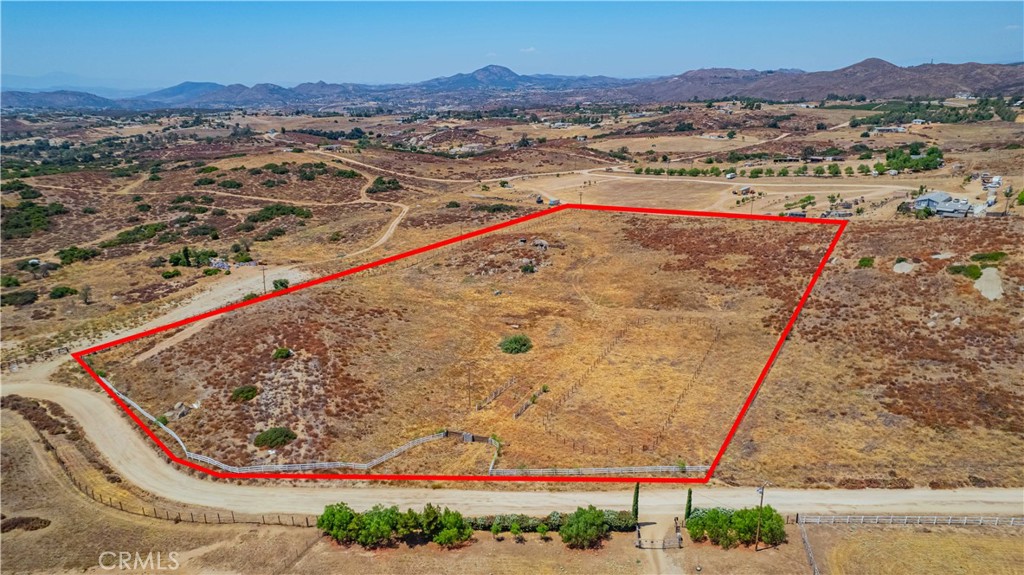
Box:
[136,203,152,212]
[332,168,359,178]
[1,276,21,287]
[55,246,100,265]
[217,179,242,189]
[253,427,296,448]
[193,177,216,186]
[948,264,983,280]
[537,523,550,541]
[857,257,875,268]
[148,174,162,181]
[242,292,259,301]
[162,269,181,279]
[1,291,38,306]
[197,166,220,173]
[559,506,609,549]
[246,203,312,223]
[48,285,78,299]
[272,347,292,359]
[367,177,401,194]
[1,201,68,239]
[499,334,532,354]
[969,251,1007,263]
[491,522,502,539]
[254,227,286,241]
[445,201,461,208]
[520,264,535,273]
[472,203,517,213]
[99,222,167,247]
[188,225,218,237]
[230,385,259,401]
[510,522,523,543]
[203,268,221,276]
[272,278,290,290]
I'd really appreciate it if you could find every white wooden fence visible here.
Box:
[107,379,452,474]
[107,377,706,477]
[798,515,1024,526]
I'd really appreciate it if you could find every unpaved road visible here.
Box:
[2,378,1022,518]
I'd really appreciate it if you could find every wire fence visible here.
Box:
[488,465,709,476]
[798,515,1024,526]
[22,409,320,529]
[106,378,466,474]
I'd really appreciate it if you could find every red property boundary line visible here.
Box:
[72,204,847,484]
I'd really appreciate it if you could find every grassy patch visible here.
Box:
[948,264,982,280]
[500,334,533,354]
[969,251,1007,263]
[857,257,875,268]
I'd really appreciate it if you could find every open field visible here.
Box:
[588,133,766,155]
[806,525,1024,575]
[88,209,836,475]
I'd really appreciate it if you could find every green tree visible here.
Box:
[317,502,360,544]
[356,505,400,548]
[537,523,550,541]
[396,509,420,538]
[491,522,502,540]
[632,482,640,521]
[814,166,826,176]
[434,507,472,548]
[726,130,736,139]
[685,489,693,521]
[857,164,871,175]
[844,166,854,176]
[559,506,609,549]
[419,503,442,538]
[510,522,524,543]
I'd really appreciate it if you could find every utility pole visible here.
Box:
[754,480,771,551]
[261,265,267,295]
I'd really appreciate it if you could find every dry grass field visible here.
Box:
[806,525,1024,575]
[719,218,1024,488]
[88,209,836,475]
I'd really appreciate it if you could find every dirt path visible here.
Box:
[2,378,1022,519]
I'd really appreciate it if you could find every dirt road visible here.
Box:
[2,379,1022,518]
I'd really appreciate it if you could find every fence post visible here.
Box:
[231,511,235,523]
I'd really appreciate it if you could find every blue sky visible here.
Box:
[2,2,1022,89]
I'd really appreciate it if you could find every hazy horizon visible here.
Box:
[2,1,1022,93]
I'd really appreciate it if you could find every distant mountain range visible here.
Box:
[3,59,1023,111]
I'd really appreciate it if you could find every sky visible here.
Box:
[2,1,1022,91]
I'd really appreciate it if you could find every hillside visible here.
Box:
[3,59,1023,110]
